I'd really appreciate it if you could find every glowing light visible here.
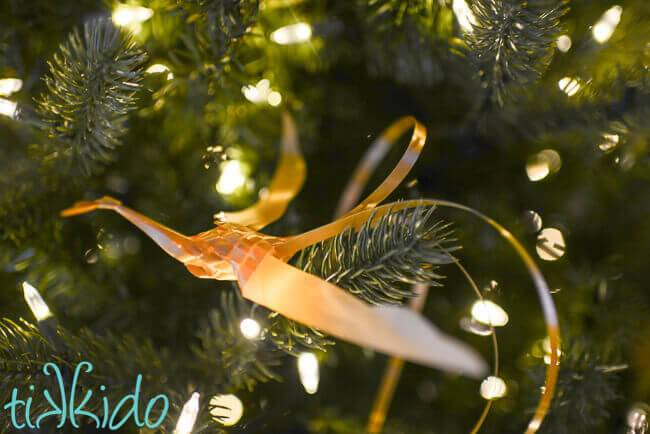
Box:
[522,210,543,233]
[175,392,200,434]
[471,300,509,327]
[0,98,17,118]
[112,5,153,32]
[480,376,507,400]
[593,6,622,43]
[210,394,244,426]
[22,282,53,321]
[298,352,319,394]
[536,227,566,261]
[526,149,561,181]
[558,77,580,96]
[556,35,572,52]
[239,318,261,339]
[270,23,312,45]
[599,133,619,151]
[267,91,282,107]
[242,79,271,104]
[452,0,476,33]
[216,160,247,195]
[627,403,649,432]
[0,78,22,96]
[146,64,173,80]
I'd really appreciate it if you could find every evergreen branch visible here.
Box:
[465,0,567,106]
[296,203,459,305]
[36,18,146,174]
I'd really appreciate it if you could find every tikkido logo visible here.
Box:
[2,361,170,430]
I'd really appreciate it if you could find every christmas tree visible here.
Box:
[0,0,648,432]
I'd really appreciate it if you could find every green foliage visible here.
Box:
[465,0,567,106]
[296,204,458,305]
[36,18,146,174]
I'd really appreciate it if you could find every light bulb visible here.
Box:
[452,0,476,33]
[22,282,53,321]
[209,394,244,426]
[558,77,580,96]
[0,98,17,118]
[239,318,261,339]
[270,23,312,45]
[175,392,200,434]
[0,78,23,96]
[536,228,566,261]
[146,64,173,80]
[298,352,319,394]
[593,6,622,43]
[471,300,508,327]
[556,35,571,53]
[480,376,507,400]
[216,160,247,195]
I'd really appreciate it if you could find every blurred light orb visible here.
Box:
[452,0,476,33]
[480,376,507,400]
[0,97,17,118]
[270,23,312,45]
[526,149,561,181]
[210,394,244,426]
[558,77,580,96]
[112,5,153,27]
[22,282,53,321]
[556,35,572,52]
[239,318,261,339]
[216,160,247,195]
[627,403,649,432]
[298,352,319,394]
[146,64,173,80]
[471,300,509,327]
[267,91,282,106]
[599,133,619,151]
[593,6,622,43]
[536,228,566,261]
[0,78,22,96]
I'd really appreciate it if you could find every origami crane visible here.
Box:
[62,114,492,378]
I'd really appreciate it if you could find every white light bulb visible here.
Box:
[112,5,153,32]
[242,79,272,104]
[471,300,508,327]
[536,228,566,261]
[0,78,23,96]
[298,352,319,394]
[175,392,200,434]
[239,318,261,339]
[0,97,18,118]
[267,91,282,107]
[558,77,580,96]
[452,0,476,33]
[216,160,247,195]
[270,23,312,45]
[593,6,622,43]
[210,394,244,426]
[22,282,53,321]
[556,35,571,53]
[146,64,173,80]
[480,376,507,400]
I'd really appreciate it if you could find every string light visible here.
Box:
[480,376,507,400]
[452,0,476,33]
[558,77,580,96]
[216,160,247,195]
[471,300,509,327]
[0,78,22,96]
[599,133,619,151]
[146,64,173,80]
[556,35,572,53]
[0,97,18,118]
[112,4,153,32]
[22,282,53,321]
[210,394,244,426]
[174,392,200,434]
[239,318,261,339]
[536,227,566,261]
[298,352,319,394]
[267,91,282,107]
[270,23,312,45]
[593,6,622,43]
[526,149,562,181]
